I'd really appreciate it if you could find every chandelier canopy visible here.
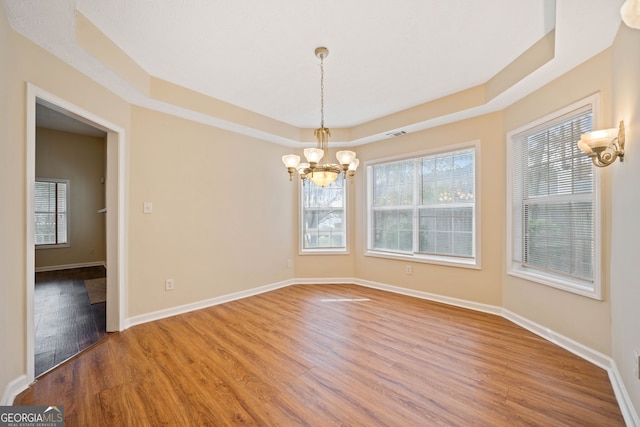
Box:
[282,47,359,187]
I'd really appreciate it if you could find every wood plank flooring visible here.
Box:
[34,266,107,377]
[16,284,624,426]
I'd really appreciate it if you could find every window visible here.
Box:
[34,178,69,247]
[300,178,346,253]
[508,98,600,299]
[367,145,477,267]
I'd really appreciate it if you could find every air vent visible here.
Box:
[386,130,407,138]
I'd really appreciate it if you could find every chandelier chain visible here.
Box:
[320,53,325,128]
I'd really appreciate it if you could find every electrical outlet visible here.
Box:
[405,265,412,275]
[287,259,293,268]
[165,278,174,291]
[143,202,153,214]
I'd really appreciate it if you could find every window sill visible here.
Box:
[35,243,70,250]
[300,248,349,255]
[366,250,479,270]
[507,266,601,300]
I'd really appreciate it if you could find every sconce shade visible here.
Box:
[578,128,618,149]
[577,139,594,155]
[621,0,640,29]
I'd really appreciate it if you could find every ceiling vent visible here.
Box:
[386,130,407,138]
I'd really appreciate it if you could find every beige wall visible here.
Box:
[127,107,295,316]
[353,113,504,306]
[502,49,614,355]
[611,23,640,413]
[2,0,639,416]
[0,5,132,401]
[35,128,106,268]
[0,0,19,403]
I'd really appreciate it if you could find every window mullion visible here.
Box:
[54,182,59,245]
[413,159,419,254]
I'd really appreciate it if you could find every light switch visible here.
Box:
[143,202,153,214]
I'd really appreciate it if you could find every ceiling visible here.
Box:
[3,0,624,143]
[36,102,106,138]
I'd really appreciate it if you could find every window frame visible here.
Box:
[34,177,71,249]
[506,94,602,300]
[299,176,349,255]
[365,141,481,269]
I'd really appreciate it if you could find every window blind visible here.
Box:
[34,180,68,246]
[512,106,594,282]
[301,178,345,250]
[369,147,476,261]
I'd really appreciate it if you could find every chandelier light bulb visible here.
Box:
[336,150,356,166]
[304,148,324,164]
[297,162,310,174]
[282,154,300,168]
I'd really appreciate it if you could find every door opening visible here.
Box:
[34,109,107,376]
[26,84,126,384]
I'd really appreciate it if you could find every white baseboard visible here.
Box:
[125,279,296,328]
[292,277,358,285]
[351,279,639,426]
[608,361,640,427]
[6,276,637,424]
[354,278,503,316]
[35,261,106,273]
[501,309,612,370]
[500,311,640,425]
[1,375,28,405]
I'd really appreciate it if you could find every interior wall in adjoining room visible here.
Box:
[502,48,614,355]
[611,22,640,415]
[127,106,295,317]
[352,112,505,307]
[35,128,106,269]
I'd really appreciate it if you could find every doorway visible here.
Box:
[26,84,126,384]
[34,109,108,376]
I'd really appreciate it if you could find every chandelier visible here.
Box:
[282,47,359,187]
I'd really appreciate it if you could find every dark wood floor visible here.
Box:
[17,284,624,426]
[34,266,107,377]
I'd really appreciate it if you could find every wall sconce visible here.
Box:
[577,121,625,167]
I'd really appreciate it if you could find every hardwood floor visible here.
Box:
[34,266,108,377]
[16,284,624,426]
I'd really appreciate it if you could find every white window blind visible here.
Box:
[34,179,69,246]
[510,104,597,293]
[301,178,346,252]
[368,146,476,265]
